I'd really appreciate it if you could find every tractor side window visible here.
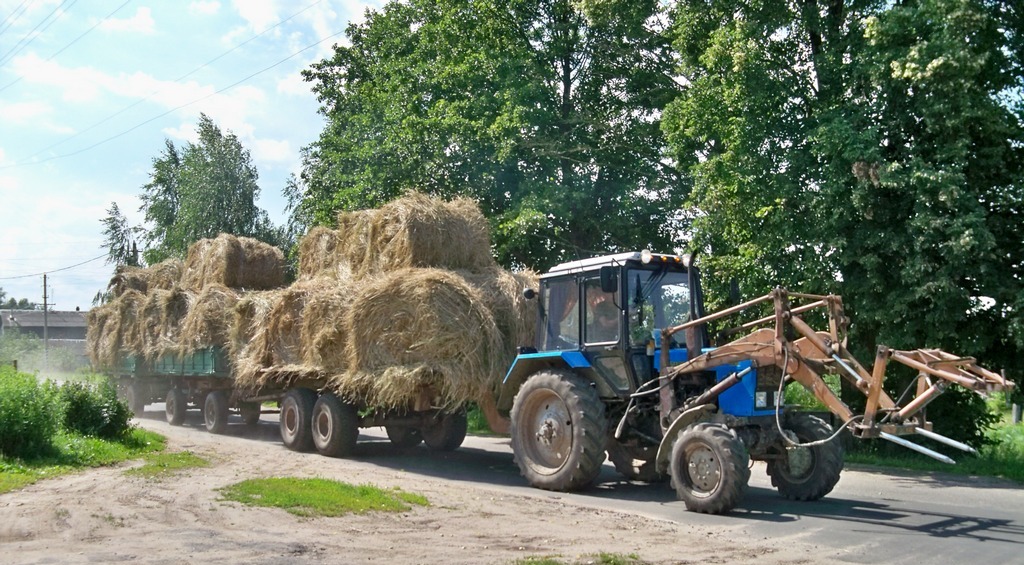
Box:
[541,278,578,350]
[584,278,619,344]
[627,268,690,347]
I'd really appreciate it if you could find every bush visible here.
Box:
[59,380,133,440]
[0,367,61,458]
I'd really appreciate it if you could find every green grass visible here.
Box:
[218,477,429,517]
[847,421,1024,483]
[514,554,647,565]
[0,428,166,494]
[124,450,210,479]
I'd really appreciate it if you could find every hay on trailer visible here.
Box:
[229,290,277,390]
[296,226,356,280]
[88,290,146,368]
[335,193,496,276]
[331,268,503,410]
[107,258,183,297]
[178,284,240,354]
[462,268,539,362]
[181,234,285,291]
[299,278,356,371]
[139,287,192,360]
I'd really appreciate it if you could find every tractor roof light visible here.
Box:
[640,250,653,264]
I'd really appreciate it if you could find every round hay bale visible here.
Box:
[179,284,240,354]
[107,259,183,297]
[297,226,354,280]
[335,268,503,410]
[139,287,191,360]
[300,278,357,371]
[341,193,496,276]
[462,268,539,360]
[181,234,285,291]
[91,290,146,368]
[334,209,376,274]
[229,290,278,390]
[85,303,115,368]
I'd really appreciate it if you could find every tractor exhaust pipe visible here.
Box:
[879,432,956,464]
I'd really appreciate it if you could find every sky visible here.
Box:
[0,0,382,312]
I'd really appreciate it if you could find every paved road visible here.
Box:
[141,407,1024,565]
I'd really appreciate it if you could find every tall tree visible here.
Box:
[100,202,141,267]
[663,0,1024,443]
[140,114,278,263]
[297,0,684,270]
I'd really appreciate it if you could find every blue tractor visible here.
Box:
[497,251,1011,514]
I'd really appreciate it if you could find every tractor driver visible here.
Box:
[586,284,619,343]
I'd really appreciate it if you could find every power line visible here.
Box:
[1,25,345,169]
[14,0,324,161]
[0,0,31,37]
[0,252,108,280]
[0,0,133,94]
[0,0,77,67]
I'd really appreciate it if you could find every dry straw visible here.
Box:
[181,233,285,291]
[299,277,356,372]
[108,259,183,297]
[139,287,192,360]
[87,289,146,368]
[179,284,240,355]
[331,268,504,410]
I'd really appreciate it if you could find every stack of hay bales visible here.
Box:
[86,193,536,414]
[249,192,537,410]
[85,235,285,369]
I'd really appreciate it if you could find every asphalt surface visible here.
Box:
[141,406,1024,565]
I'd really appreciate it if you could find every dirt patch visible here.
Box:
[0,418,826,564]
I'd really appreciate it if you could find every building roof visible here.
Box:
[1,309,86,329]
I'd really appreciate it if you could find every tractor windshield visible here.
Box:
[627,267,690,347]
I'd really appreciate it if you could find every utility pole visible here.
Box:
[43,273,48,372]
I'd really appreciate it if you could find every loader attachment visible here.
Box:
[658,288,1014,463]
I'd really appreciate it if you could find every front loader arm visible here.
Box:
[659,288,1015,463]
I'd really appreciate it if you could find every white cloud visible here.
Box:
[232,0,279,32]
[250,137,292,163]
[98,7,156,34]
[188,1,221,16]
[276,71,312,97]
[0,101,51,123]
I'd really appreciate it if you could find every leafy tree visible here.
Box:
[297,0,684,270]
[663,0,1023,445]
[100,202,142,267]
[139,114,279,263]
[0,288,37,310]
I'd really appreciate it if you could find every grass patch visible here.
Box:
[125,450,210,479]
[848,422,1024,483]
[515,554,647,565]
[0,428,165,494]
[218,477,429,517]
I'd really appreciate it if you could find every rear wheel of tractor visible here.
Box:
[204,390,229,434]
[311,392,359,458]
[125,382,145,416]
[422,408,468,451]
[279,388,317,452]
[670,423,750,514]
[767,413,844,501]
[510,370,607,491]
[165,387,186,426]
[239,402,261,427]
[607,439,665,483]
[386,425,423,448]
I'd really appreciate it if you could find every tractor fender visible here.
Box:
[497,351,592,412]
[655,404,716,474]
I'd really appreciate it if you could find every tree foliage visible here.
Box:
[0,288,37,310]
[100,202,141,267]
[663,0,1024,443]
[296,0,685,270]
[139,114,280,264]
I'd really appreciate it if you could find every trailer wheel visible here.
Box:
[203,390,229,434]
[386,425,422,448]
[422,408,468,451]
[125,383,145,416]
[280,388,317,452]
[607,439,665,483]
[165,387,186,426]
[670,423,750,514]
[239,402,261,427]
[767,413,844,501]
[311,392,359,457]
[510,370,607,491]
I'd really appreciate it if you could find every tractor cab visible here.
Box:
[499,251,706,409]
